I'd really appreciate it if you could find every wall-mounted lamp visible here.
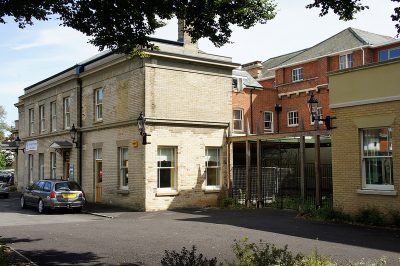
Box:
[14,136,25,153]
[307,93,335,130]
[69,124,80,148]
[137,112,151,145]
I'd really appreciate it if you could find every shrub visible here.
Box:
[7,185,17,192]
[387,210,400,227]
[229,238,303,266]
[299,205,351,223]
[355,207,385,226]
[0,240,10,266]
[161,246,221,266]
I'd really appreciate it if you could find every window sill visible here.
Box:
[356,189,397,196]
[287,124,298,128]
[93,120,103,125]
[117,189,129,195]
[203,187,221,194]
[156,190,179,197]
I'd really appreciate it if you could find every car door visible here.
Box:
[32,181,45,204]
[23,182,37,205]
[42,181,52,206]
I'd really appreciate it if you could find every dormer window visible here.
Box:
[232,77,246,91]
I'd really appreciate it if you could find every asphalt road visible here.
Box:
[1,195,399,265]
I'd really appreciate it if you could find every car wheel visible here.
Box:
[38,199,46,214]
[20,196,26,209]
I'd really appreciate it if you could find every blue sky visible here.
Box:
[0,0,398,127]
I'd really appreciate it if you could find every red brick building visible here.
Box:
[233,28,400,136]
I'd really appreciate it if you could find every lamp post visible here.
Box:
[14,136,25,153]
[69,124,79,148]
[137,112,151,145]
[307,93,322,208]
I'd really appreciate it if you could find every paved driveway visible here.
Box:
[0,196,399,265]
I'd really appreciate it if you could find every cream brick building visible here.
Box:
[329,58,400,214]
[15,33,238,211]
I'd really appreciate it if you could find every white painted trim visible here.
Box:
[356,189,397,196]
[330,95,400,109]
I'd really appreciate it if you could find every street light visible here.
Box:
[307,93,335,130]
[14,136,25,153]
[137,112,151,145]
[69,124,79,148]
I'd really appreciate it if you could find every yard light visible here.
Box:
[137,112,151,145]
[69,124,79,148]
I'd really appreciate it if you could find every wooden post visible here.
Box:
[315,134,321,208]
[245,140,251,207]
[256,139,262,208]
[300,136,306,202]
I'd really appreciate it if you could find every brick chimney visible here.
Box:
[178,19,198,54]
[242,61,263,79]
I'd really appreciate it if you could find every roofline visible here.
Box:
[370,38,400,48]
[24,38,185,92]
[269,45,370,71]
[260,48,309,65]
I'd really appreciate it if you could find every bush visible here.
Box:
[387,210,400,227]
[229,238,303,266]
[0,240,10,266]
[355,207,385,226]
[161,246,221,266]
[299,205,351,223]
[7,185,17,192]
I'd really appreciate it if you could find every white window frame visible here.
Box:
[264,111,274,133]
[63,97,71,129]
[361,128,394,191]
[233,109,244,132]
[28,154,34,184]
[339,53,353,69]
[287,111,299,127]
[292,68,303,82]
[205,147,221,189]
[39,153,44,180]
[310,107,324,125]
[50,152,56,179]
[95,88,103,121]
[232,77,246,91]
[157,147,177,191]
[50,101,57,132]
[29,108,34,135]
[119,147,129,190]
[39,105,45,133]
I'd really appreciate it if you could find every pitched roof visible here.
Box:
[233,69,262,89]
[260,49,307,79]
[258,27,397,79]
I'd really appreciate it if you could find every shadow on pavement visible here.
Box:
[173,207,400,253]
[22,249,103,266]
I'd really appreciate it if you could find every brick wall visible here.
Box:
[331,101,400,214]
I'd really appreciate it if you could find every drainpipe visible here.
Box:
[361,47,365,65]
[249,89,253,135]
[78,78,83,187]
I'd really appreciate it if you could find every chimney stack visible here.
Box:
[178,19,198,54]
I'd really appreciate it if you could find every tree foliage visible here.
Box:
[0,0,277,53]
[0,0,399,54]
[306,0,400,36]
[0,106,10,142]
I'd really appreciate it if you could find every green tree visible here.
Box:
[1,1,398,54]
[0,106,10,142]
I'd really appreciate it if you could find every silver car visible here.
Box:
[21,180,86,213]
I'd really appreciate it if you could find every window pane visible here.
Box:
[365,157,393,185]
[378,50,388,61]
[233,110,241,119]
[389,48,400,59]
[362,128,392,157]
[159,169,174,188]
[206,168,219,186]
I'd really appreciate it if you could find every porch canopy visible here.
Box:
[49,141,73,150]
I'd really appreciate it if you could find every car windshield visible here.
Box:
[55,182,81,191]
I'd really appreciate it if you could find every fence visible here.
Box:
[232,163,333,209]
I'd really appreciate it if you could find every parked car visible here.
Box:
[0,183,9,198]
[20,180,86,214]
